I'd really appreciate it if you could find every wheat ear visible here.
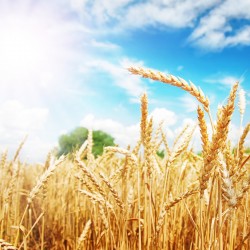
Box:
[237,123,250,166]
[200,82,239,193]
[219,153,237,208]
[140,92,148,145]
[77,220,91,250]
[105,147,137,166]
[197,106,209,157]
[168,125,195,166]
[13,136,27,162]
[87,129,95,163]
[144,117,153,177]
[160,127,171,156]
[28,156,64,204]
[128,66,210,112]
[75,148,106,198]
[99,172,124,211]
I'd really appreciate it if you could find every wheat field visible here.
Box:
[0,67,249,250]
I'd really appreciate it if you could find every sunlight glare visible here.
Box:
[0,16,49,83]
[0,10,74,96]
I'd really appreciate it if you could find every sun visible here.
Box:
[0,9,73,96]
[0,15,49,82]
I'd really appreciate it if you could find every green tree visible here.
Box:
[156,149,165,159]
[92,130,115,156]
[57,127,115,157]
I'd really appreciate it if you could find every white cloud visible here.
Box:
[150,108,177,126]
[69,0,219,31]
[124,1,219,29]
[80,114,140,147]
[69,0,250,51]
[70,0,133,25]
[90,39,121,50]
[0,100,48,132]
[80,57,147,99]
[189,0,250,50]
[179,94,199,113]
[177,65,184,71]
[20,136,56,163]
[205,75,241,88]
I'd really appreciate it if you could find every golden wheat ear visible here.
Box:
[128,66,210,112]
[200,81,239,194]
[237,123,250,166]
[77,220,92,250]
[197,106,209,157]
[140,92,148,146]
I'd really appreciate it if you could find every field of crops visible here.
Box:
[1,67,249,250]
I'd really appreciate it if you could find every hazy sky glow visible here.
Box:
[0,0,249,162]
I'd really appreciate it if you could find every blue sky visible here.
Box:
[0,0,249,162]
